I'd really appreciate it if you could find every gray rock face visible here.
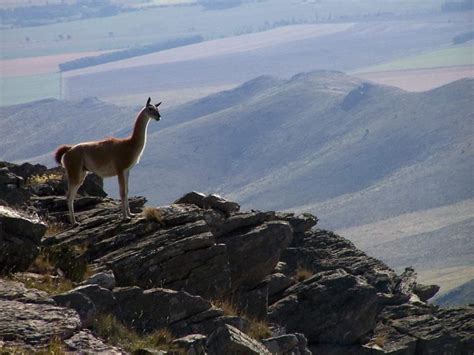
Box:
[113,286,224,336]
[64,330,125,354]
[63,284,116,314]
[361,302,474,355]
[172,334,207,355]
[234,281,269,319]
[266,273,296,304]
[79,270,116,290]
[175,192,240,215]
[207,324,271,355]
[42,195,295,301]
[0,205,46,274]
[282,230,399,294]
[0,280,81,349]
[220,220,293,291]
[53,290,97,326]
[262,333,311,355]
[0,279,54,304]
[1,182,472,354]
[268,269,378,344]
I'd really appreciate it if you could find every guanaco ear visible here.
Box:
[155,102,162,107]
[146,97,151,106]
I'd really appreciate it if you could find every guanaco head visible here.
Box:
[145,97,162,121]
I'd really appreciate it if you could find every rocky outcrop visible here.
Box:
[207,324,270,355]
[281,229,399,295]
[268,269,378,344]
[262,333,311,355]
[0,161,472,354]
[0,206,46,274]
[112,286,225,336]
[0,279,81,350]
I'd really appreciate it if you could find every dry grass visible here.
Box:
[142,207,165,225]
[373,334,386,348]
[212,299,239,317]
[295,267,314,282]
[212,298,272,340]
[13,273,74,296]
[37,336,65,355]
[246,318,272,340]
[92,314,178,352]
[26,172,63,186]
[0,336,66,354]
[10,244,92,295]
[44,244,91,282]
[44,223,68,237]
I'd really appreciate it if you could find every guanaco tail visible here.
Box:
[54,97,161,225]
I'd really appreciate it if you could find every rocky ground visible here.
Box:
[0,161,473,354]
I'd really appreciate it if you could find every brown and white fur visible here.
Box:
[54,98,161,225]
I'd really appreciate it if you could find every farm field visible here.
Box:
[0,50,114,77]
[62,23,355,77]
[352,44,474,91]
[355,65,474,92]
[61,15,471,104]
[1,0,449,60]
[356,45,473,73]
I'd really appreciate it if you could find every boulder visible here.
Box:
[268,269,378,344]
[281,230,398,294]
[175,192,240,215]
[0,206,46,273]
[275,212,318,236]
[202,194,240,214]
[366,303,474,354]
[414,283,440,302]
[53,290,97,326]
[0,298,81,348]
[79,270,116,290]
[265,273,296,304]
[64,330,124,354]
[67,284,116,314]
[234,282,269,319]
[220,220,293,290]
[0,279,54,304]
[112,286,223,336]
[43,202,232,299]
[174,191,207,207]
[206,324,271,355]
[262,333,311,355]
[172,334,207,355]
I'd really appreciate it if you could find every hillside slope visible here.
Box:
[1,72,472,229]
[1,72,472,296]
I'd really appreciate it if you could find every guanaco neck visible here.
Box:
[129,109,150,149]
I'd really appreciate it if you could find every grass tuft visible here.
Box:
[13,273,74,296]
[373,334,386,348]
[295,267,314,282]
[142,207,165,225]
[92,314,177,352]
[212,299,239,317]
[27,172,63,186]
[212,298,272,340]
[44,244,90,282]
[44,223,68,237]
[246,318,272,340]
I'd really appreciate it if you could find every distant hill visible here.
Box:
[435,279,474,306]
[1,72,472,296]
[1,72,472,228]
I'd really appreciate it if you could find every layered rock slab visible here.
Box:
[0,206,46,273]
[268,268,378,345]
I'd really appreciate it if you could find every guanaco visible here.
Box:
[54,98,161,225]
